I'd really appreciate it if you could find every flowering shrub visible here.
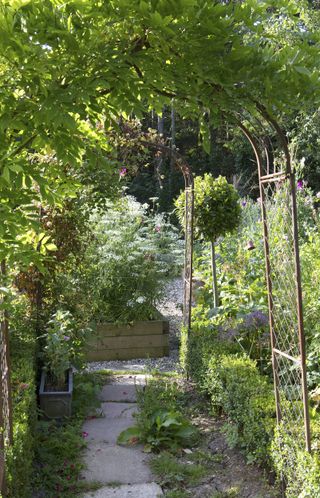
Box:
[87,196,184,323]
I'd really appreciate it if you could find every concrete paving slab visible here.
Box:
[83,482,163,497]
[82,377,159,492]
[110,375,148,385]
[98,375,147,403]
[90,402,137,420]
[99,383,140,403]
[82,403,137,446]
[82,444,153,484]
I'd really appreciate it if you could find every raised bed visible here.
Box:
[86,314,169,361]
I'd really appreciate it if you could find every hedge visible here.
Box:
[184,326,320,496]
[6,307,37,498]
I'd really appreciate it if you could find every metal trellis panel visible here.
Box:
[259,173,311,452]
[240,120,311,456]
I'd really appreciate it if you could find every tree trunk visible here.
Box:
[211,240,219,308]
[155,109,165,190]
[169,103,176,201]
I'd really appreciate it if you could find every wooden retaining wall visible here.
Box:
[86,318,170,361]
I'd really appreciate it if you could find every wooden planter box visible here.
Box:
[86,315,169,361]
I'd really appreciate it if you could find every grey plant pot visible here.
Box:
[39,368,73,419]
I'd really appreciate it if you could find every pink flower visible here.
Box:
[81,431,89,438]
[297,179,304,190]
[155,226,161,232]
[66,475,71,481]
[119,167,127,177]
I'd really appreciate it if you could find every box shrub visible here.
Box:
[185,325,320,491]
[216,355,276,464]
[271,422,320,497]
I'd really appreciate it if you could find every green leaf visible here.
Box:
[45,243,58,251]
[294,66,312,77]
[2,166,10,184]
[117,426,141,445]
[161,416,182,428]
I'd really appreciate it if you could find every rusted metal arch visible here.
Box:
[237,113,311,453]
[143,114,311,452]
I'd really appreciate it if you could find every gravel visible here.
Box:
[85,278,184,373]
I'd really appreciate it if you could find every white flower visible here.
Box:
[136,296,146,304]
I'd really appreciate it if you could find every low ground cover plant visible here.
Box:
[150,451,207,488]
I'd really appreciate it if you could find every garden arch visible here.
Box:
[139,107,312,459]
[0,107,311,496]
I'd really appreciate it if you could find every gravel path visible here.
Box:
[86,278,183,373]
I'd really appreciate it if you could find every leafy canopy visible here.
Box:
[0,0,318,267]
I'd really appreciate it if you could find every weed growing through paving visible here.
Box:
[164,491,191,498]
[118,377,199,451]
[150,451,207,487]
[210,489,240,498]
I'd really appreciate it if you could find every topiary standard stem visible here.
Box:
[211,240,219,308]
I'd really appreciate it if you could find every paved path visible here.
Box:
[82,375,163,498]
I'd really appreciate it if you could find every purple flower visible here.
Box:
[81,431,89,438]
[63,335,70,341]
[241,200,247,207]
[297,179,304,190]
[243,310,269,330]
[225,328,238,341]
[119,167,127,177]
[217,326,237,342]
